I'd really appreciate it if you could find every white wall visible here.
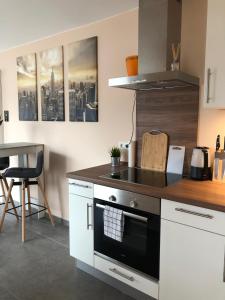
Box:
[0,10,138,220]
[0,71,4,143]
[1,1,224,220]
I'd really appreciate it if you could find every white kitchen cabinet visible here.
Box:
[69,180,94,266]
[204,0,225,108]
[160,200,225,300]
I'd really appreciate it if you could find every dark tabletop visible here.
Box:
[67,163,225,213]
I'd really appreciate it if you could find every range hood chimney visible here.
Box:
[109,0,199,91]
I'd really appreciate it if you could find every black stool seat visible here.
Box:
[3,151,43,179]
[3,167,39,179]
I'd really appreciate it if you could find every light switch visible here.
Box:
[4,111,9,122]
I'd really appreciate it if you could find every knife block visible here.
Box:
[213,151,225,182]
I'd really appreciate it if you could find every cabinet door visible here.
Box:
[159,219,225,300]
[69,194,94,266]
[204,0,225,108]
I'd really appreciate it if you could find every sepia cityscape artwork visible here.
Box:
[40,46,65,121]
[68,36,98,122]
[17,53,38,121]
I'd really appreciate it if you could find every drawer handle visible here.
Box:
[109,268,134,282]
[70,182,91,189]
[175,208,214,219]
[87,204,93,230]
[223,247,225,283]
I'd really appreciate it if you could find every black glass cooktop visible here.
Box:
[101,167,182,188]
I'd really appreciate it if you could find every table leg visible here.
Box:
[21,181,26,242]
[38,170,45,219]
[37,146,45,219]
[18,154,29,205]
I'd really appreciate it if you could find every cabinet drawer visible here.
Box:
[161,199,225,236]
[94,255,159,299]
[68,179,93,198]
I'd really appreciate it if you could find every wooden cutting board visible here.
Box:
[141,131,168,172]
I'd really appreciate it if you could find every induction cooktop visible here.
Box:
[101,167,182,188]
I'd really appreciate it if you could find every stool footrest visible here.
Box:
[12,180,38,187]
[6,203,47,218]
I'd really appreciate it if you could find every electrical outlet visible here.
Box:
[118,141,129,149]
[118,141,129,162]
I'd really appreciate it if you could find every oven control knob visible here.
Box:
[109,195,116,202]
[130,200,137,208]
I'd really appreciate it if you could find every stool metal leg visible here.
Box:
[37,179,54,226]
[22,181,26,242]
[0,180,14,232]
[2,177,19,221]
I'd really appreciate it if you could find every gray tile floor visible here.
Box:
[0,209,133,300]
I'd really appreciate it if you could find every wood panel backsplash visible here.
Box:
[136,87,199,175]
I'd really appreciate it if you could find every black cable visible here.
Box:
[128,92,136,145]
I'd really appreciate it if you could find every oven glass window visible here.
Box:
[94,199,160,279]
[123,217,147,255]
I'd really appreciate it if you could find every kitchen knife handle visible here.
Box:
[206,68,212,103]
[216,135,220,152]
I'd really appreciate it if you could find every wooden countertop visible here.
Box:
[67,164,225,213]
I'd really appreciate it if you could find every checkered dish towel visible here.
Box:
[104,205,124,242]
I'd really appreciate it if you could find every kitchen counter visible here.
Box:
[67,164,225,213]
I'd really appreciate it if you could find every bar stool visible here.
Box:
[0,151,54,242]
[0,157,19,220]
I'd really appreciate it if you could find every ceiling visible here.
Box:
[0,0,138,52]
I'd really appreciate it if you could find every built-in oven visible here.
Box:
[94,184,161,280]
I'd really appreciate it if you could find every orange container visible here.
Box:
[126,55,138,76]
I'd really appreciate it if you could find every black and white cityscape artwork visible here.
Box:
[17,53,38,121]
[68,37,98,122]
[40,46,65,121]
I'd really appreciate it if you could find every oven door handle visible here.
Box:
[96,203,148,222]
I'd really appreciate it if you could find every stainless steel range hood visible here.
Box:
[109,0,199,91]
[109,71,198,91]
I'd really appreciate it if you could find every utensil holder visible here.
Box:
[128,141,136,168]
[213,151,225,182]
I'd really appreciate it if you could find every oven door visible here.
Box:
[94,198,160,279]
